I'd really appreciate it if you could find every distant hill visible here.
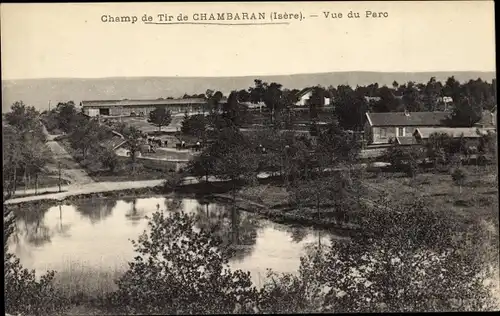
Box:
[2,71,495,111]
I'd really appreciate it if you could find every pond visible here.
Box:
[9,196,340,292]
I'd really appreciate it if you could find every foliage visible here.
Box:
[207,127,258,184]
[98,146,120,172]
[4,207,66,316]
[3,103,52,196]
[259,197,498,313]
[56,101,79,133]
[187,150,216,182]
[122,126,144,165]
[449,97,483,127]
[316,120,361,166]
[69,118,107,159]
[181,113,207,139]
[109,211,259,314]
[333,85,369,130]
[451,168,467,192]
[5,101,42,134]
[148,107,172,131]
[385,144,423,177]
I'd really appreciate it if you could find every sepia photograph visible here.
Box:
[2,1,498,315]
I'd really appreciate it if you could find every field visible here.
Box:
[237,164,499,228]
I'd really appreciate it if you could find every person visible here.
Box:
[181,140,185,148]
[196,141,201,151]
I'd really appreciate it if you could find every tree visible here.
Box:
[426,132,453,169]
[98,146,120,172]
[259,196,498,313]
[402,82,424,112]
[148,107,172,131]
[316,120,361,167]
[333,86,369,131]
[449,97,482,127]
[122,126,144,170]
[385,144,423,177]
[69,118,106,159]
[373,86,403,112]
[187,150,216,183]
[109,211,258,314]
[5,101,41,132]
[451,168,467,194]
[423,77,443,111]
[181,113,207,140]
[56,101,78,133]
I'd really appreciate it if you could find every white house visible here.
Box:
[294,88,331,107]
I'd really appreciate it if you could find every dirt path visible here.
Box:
[42,124,94,185]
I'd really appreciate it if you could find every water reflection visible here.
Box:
[10,197,339,288]
[193,203,260,261]
[76,199,116,224]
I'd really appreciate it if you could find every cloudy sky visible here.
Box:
[1,1,495,80]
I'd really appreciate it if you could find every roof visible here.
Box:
[414,127,491,139]
[296,88,314,99]
[99,133,127,150]
[366,111,451,127]
[395,136,418,145]
[81,98,208,108]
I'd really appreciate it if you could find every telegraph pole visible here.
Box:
[58,162,62,192]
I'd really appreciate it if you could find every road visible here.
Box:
[41,124,94,185]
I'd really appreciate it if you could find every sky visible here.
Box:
[1,1,496,80]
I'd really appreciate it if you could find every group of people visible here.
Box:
[146,136,168,148]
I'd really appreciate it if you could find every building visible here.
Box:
[413,127,491,144]
[294,88,331,107]
[81,98,212,117]
[364,111,451,145]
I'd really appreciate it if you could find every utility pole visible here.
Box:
[58,161,62,192]
[49,100,51,112]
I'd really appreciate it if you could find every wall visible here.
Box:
[370,126,425,144]
[84,104,203,117]
[296,91,312,106]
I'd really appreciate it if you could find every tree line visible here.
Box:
[180,76,496,131]
[3,102,52,198]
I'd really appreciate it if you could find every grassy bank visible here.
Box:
[58,138,168,182]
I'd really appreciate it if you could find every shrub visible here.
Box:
[98,147,120,172]
[4,208,66,316]
[258,197,499,313]
[108,211,259,314]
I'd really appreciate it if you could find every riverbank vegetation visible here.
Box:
[4,193,499,315]
[4,74,498,314]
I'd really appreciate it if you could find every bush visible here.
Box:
[259,197,499,313]
[108,211,259,314]
[98,147,120,172]
[4,208,66,316]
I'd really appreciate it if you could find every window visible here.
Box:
[397,127,405,137]
[380,128,387,138]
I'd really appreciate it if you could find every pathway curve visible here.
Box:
[41,124,94,185]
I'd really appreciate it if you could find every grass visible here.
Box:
[52,260,126,300]
[58,138,171,182]
[363,164,498,222]
[15,173,71,192]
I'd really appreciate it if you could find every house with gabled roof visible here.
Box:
[364,111,451,145]
[294,87,331,107]
[365,109,497,146]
